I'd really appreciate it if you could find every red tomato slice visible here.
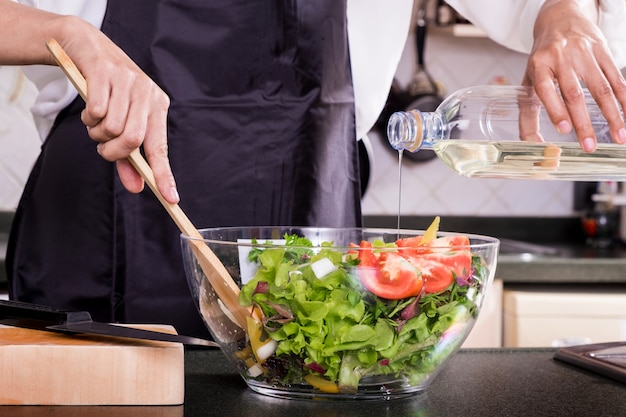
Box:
[396,236,424,248]
[357,252,423,300]
[396,236,431,257]
[428,251,472,278]
[404,256,453,294]
[396,235,470,255]
[355,240,377,266]
[429,235,470,252]
[406,250,472,294]
[354,234,472,297]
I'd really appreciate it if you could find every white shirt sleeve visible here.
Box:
[598,0,626,70]
[445,0,546,54]
[17,0,106,140]
[446,0,626,70]
[347,0,413,139]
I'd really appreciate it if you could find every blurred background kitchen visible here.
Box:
[2,0,626,349]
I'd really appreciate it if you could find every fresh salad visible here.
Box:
[235,218,491,394]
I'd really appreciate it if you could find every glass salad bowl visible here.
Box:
[181,223,500,400]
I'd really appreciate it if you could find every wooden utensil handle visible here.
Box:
[45,38,251,329]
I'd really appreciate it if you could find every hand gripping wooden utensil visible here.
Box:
[45,39,250,329]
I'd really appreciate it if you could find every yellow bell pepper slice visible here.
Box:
[246,316,276,364]
[304,374,340,394]
[421,215,440,244]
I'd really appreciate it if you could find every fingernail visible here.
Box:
[618,128,626,144]
[582,138,596,152]
[170,187,180,202]
[96,143,103,155]
[556,120,571,134]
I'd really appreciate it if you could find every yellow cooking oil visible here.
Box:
[432,140,626,180]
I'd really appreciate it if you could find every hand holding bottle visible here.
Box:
[387,85,625,181]
[522,0,626,152]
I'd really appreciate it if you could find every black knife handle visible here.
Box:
[0,299,92,325]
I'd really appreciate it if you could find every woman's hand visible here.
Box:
[523,0,626,152]
[59,18,179,203]
[0,1,178,202]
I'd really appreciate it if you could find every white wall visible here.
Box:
[362,30,576,217]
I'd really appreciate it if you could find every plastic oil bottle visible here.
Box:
[387,85,626,181]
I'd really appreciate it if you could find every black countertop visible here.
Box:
[3,348,625,416]
[182,348,626,417]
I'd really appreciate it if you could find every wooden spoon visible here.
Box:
[45,39,250,329]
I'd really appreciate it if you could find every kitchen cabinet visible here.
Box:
[503,285,626,347]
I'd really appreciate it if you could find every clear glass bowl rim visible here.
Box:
[180,226,500,251]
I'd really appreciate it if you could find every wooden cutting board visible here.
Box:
[0,324,184,405]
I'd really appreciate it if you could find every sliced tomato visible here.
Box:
[406,250,472,294]
[397,217,441,250]
[396,234,469,255]
[357,252,423,300]
[396,236,431,257]
[429,235,470,252]
[346,242,359,261]
[396,236,425,248]
[404,256,453,294]
[355,240,377,266]
[354,233,472,297]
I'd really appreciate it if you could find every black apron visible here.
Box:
[7,0,360,338]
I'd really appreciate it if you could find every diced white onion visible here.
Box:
[311,258,338,279]
[247,364,264,378]
[255,339,278,362]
